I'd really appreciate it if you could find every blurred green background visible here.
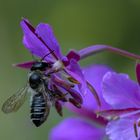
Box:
[0,0,140,139]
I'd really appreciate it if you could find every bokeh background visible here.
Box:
[0,0,140,139]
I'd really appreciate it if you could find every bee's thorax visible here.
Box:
[29,71,42,90]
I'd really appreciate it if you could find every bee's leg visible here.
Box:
[55,100,63,116]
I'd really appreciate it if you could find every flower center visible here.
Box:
[52,60,64,71]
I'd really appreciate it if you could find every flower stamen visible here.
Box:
[69,98,81,108]
[134,122,138,138]
[55,101,63,116]
[86,81,101,107]
[67,77,80,84]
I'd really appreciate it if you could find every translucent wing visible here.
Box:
[2,86,28,113]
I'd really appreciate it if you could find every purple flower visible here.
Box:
[50,117,105,140]
[14,19,101,116]
[13,18,140,130]
[49,65,113,140]
[98,63,140,140]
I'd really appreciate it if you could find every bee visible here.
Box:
[2,52,65,127]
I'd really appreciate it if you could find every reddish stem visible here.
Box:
[79,45,140,60]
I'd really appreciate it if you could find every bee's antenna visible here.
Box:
[41,50,54,61]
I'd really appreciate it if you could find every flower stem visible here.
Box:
[78,45,140,60]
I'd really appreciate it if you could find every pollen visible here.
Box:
[52,60,64,71]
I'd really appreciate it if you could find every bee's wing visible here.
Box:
[2,86,28,113]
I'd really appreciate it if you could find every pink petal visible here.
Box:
[66,50,80,62]
[20,19,55,62]
[66,104,108,126]
[49,117,105,140]
[81,65,112,110]
[35,23,62,59]
[13,61,35,69]
[106,118,140,140]
[102,72,140,109]
[66,65,112,123]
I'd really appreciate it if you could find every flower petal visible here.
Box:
[102,72,140,109]
[66,105,108,126]
[106,118,140,140]
[81,65,112,110]
[65,59,87,95]
[66,50,80,62]
[66,65,112,124]
[49,117,105,140]
[136,63,140,85]
[20,19,55,62]
[13,61,35,69]
[35,23,62,59]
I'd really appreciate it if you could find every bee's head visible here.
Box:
[31,62,51,71]
[31,50,54,71]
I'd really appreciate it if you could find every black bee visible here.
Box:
[2,52,66,127]
[2,61,52,127]
[28,61,52,127]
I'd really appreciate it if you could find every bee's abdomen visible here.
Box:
[30,93,47,127]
